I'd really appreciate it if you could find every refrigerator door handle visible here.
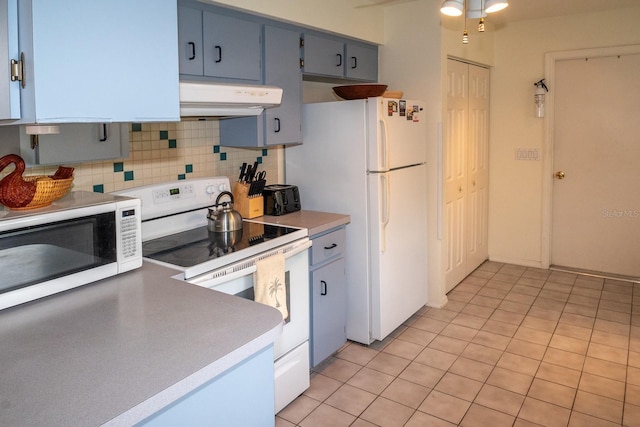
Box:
[380,173,391,252]
[379,119,390,171]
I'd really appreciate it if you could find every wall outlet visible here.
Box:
[515,148,540,161]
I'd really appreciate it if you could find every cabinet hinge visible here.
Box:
[10,52,25,89]
[299,37,304,48]
[300,58,304,69]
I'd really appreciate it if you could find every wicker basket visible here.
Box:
[10,176,74,210]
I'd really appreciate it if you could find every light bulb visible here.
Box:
[478,17,485,32]
[462,29,469,44]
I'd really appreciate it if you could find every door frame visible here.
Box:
[540,44,640,268]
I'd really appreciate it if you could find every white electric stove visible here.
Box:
[114,177,311,413]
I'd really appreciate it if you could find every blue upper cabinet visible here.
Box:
[202,12,261,82]
[301,34,345,79]
[178,6,204,77]
[345,43,378,82]
[0,0,20,122]
[219,25,302,147]
[301,33,379,82]
[3,0,180,124]
[178,1,261,83]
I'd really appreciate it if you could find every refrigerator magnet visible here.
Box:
[399,100,406,116]
[387,101,398,116]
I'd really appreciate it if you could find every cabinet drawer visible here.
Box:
[311,228,345,266]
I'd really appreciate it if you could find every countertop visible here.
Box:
[257,210,350,237]
[0,262,283,426]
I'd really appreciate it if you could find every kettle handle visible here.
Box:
[215,191,234,206]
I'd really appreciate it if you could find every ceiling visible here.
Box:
[357,0,639,27]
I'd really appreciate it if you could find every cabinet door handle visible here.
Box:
[215,46,222,63]
[324,243,337,250]
[320,280,327,296]
[274,118,281,133]
[351,56,357,69]
[336,53,342,67]
[99,124,108,142]
[188,42,196,60]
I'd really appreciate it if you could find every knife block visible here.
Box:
[232,182,263,219]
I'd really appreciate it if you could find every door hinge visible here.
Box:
[10,52,25,88]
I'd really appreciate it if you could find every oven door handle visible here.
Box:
[187,239,312,288]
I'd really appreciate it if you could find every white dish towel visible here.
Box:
[254,253,288,320]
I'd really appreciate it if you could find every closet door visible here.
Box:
[444,59,469,291]
[444,59,490,292]
[466,65,490,271]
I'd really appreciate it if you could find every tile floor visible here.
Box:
[276,262,640,427]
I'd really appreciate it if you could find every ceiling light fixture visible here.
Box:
[485,0,509,13]
[441,0,508,43]
[440,0,464,17]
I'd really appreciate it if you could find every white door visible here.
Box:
[552,53,640,278]
[444,59,490,292]
[444,59,469,291]
[466,65,491,271]
[368,165,428,341]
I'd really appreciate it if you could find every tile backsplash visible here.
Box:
[2,120,282,194]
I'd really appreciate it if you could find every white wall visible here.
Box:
[489,7,640,266]
[202,0,385,44]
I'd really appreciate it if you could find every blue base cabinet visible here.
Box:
[139,345,276,427]
[309,227,347,367]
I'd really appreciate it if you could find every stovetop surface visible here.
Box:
[143,221,301,268]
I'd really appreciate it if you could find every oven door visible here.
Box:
[185,238,311,360]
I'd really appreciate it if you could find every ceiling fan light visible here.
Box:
[485,0,508,13]
[440,0,464,16]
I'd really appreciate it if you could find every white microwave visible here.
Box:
[0,191,142,310]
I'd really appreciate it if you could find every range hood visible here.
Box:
[179,81,283,117]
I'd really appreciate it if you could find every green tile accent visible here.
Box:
[168,139,177,149]
[131,123,142,132]
[262,149,268,156]
[93,184,104,193]
[159,130,169,140]
[185,164,193,173]
[256,157,263,164]
[220,152,227,161]
[213,145,220,153]
[124,171,134,181]
[113,162,124,172]
[178,174,186,180]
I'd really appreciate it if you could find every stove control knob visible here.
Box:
[218,183,227,192]
[205,185,216,195]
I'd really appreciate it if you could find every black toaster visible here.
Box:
[263,184,301,216]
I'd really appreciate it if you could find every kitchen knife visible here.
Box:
[249,162,258,182]
[238,163,247,182]
[243,164,252,184]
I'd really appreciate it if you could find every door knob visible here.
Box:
[555,171,565,180]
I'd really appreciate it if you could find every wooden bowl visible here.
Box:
[333,84,388,100]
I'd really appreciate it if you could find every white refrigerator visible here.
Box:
[285,97,428,344]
